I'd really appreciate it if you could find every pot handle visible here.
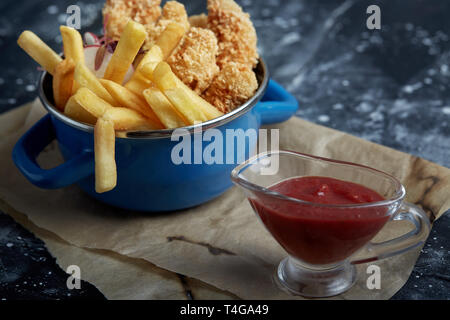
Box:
[254,79,299,125]
[12,114,94,189]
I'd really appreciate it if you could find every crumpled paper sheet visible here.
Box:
[0,199,234,300]
[0,99,449,300]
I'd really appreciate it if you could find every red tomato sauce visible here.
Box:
[251,177,390,265]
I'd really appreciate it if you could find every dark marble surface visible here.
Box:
[0,214,105,300]
[0,0,448,300]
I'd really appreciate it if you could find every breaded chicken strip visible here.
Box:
[168,27,220,94]
[145,1,190,49]
[203,62,258,113]
[103,0,162,41]
[158,1,190,31]
[207,0,259,69]
[189,14,208,29]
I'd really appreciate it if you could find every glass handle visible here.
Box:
[350,202,431,265]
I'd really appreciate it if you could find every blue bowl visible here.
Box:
[12,59,299,212]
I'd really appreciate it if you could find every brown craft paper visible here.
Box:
[0,201,234,300]
[0,99,449,300]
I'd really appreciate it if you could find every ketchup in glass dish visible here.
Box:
[251,176,390,265]
[233,151,431,297]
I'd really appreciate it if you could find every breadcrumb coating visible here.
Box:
[207,0,258,69]
[167,27,220,94]
[145,1,190,49]
[203,62,258,113]
[103,0,162,41]
[103,0,260,112]
[189,14,208,29]
[158,1,190,31]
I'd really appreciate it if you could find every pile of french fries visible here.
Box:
[17,20,224,194]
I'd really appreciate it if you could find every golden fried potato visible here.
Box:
[73,87,114,118]
[17,31,62,75]
[64,96,97,125]
[102,107,156,131]
[53,58,76,111]
[95,117,117,193]
[74,62,119,107]
[152,62,224,123]
[154,22,186,60]
[60,26,85,64]
[189,14,208,29]
[143,87,187,129]
[125,23,185,96]
[104,20,147,84]
[100,79,164,129]
[152,62,208,124]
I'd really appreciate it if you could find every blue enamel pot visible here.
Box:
[12,59,298,212]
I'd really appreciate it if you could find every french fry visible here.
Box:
[155,23,186,60]
[53,58,75,111]
[95,118,117,193]
[102,107,156,131]
[152,62,224,124]
[17,31,62,75]
[182,83,225,120]
[100,79,164,129]
[124,47,162,96]
[64,96,97,125]
[143,88,188,129]
[124,76,152,96]
[125,61,159,99]
[73,87,114,118]
[139,61,164,83]
[72,80,80,95]
[189,14,208,29]
[74,62,119,107]
[104,20,147,84]
[152,62,207,124]
[134,45,164,74]
[124,23,185,93]
[60,26,85,64]
[149,62,224,120]
[132,22,184,76]
[155,65,223,120]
